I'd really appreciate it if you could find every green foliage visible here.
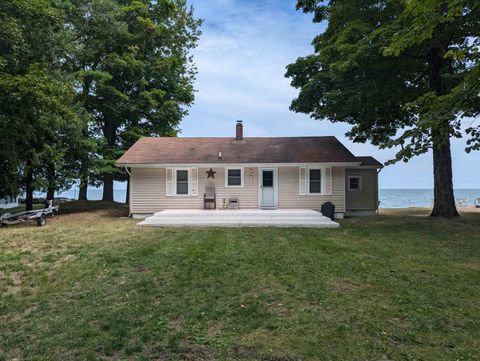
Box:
[0,117,20,197]
[0,0,201,200]
[67,0,201,193]
[286,0,480,163]
[0,0,87,199]
[0,66,87,195]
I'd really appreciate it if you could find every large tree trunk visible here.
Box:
[46,188,55,202]
[78,78,92,202]
[46,162,55,201]
[78,138,89,201]
[428,43,458,217]
[103,173,114,202]
[78,180,88,201]
[431,132,459,217]
[102,118,116,202]
[25,167,33,211]
[78,160,88,201]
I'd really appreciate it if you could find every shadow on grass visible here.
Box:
[59,200,128,216]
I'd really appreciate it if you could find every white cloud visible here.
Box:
[182,0,480,189]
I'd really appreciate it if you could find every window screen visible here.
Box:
[227,169,242,186]
[262,171,273,187]
[349,176,360,191]
[309,169,321,193]
[176,170,188,194]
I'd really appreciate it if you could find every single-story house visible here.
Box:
[116,121,383,219]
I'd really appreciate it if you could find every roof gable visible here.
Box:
[355,156,383,168]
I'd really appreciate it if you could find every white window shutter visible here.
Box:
[325,167,332,195]
[299,167,306,195]
[166,167,174,196]
[191,168,198,196]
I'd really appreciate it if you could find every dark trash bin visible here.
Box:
[321,202,335,220]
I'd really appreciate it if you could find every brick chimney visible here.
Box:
[235,120,243,140]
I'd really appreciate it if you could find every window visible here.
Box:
[348,176,361,191]
[176,170,189,195]
[226,167,243,187]
[309,169,321,194]
[166,168,198,197]
[262,170,273,187]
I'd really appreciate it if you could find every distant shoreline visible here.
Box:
[21,188,479,209]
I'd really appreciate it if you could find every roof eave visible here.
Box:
[346,165,383,169]
[116,161,363,168]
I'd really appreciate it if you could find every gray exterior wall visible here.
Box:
[345,168,379,215]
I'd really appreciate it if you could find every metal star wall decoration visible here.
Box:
[206,168,216,179]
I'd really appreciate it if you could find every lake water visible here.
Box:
[37,187,480,209]
[380,189,480,208]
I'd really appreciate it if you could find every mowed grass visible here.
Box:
[0,202,479,360]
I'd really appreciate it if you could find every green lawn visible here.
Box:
[1,202,479,360]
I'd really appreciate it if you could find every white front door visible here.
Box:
[260,168,276,208]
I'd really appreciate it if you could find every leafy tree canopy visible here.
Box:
[0,0,87,204]
[67,0,201,201]
[286,0,479,217]
[0,0,201,205]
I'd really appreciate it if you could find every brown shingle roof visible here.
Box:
[116,136,363,165]
[355,156,383,168]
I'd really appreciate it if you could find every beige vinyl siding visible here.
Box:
[277,166,345,212]
[345,168,378,211]
[130,167,258,214]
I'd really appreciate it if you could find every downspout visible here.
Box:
[124,166,132,217]
[376,168,382,215]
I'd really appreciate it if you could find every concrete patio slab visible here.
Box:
[138,209,339,228]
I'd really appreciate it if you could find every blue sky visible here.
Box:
[181,0,480,189]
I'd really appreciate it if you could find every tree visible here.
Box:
[67,0,201,202]
[286,0,480,217]
[65,0,125,200]
[0,66,86,210]
[0,117,20,199]
[0,0,87,210]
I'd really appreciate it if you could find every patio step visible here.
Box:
[138,209,339,228]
